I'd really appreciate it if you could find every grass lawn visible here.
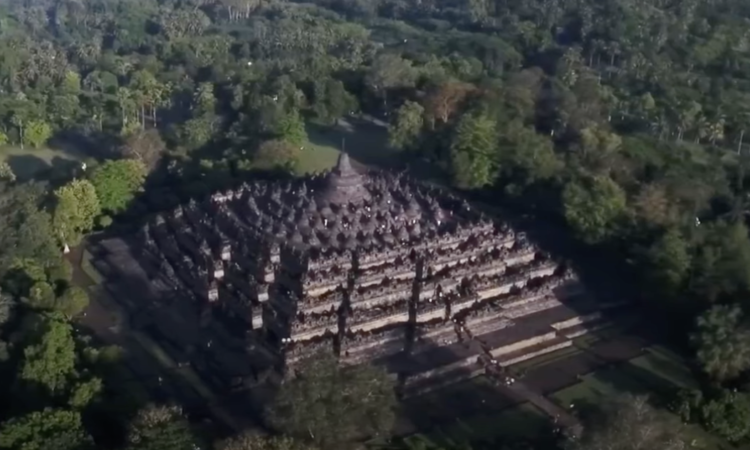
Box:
[296,118,397,176]
[628,348,698,389]
[295,141,340,175]
[550,365,649,409]
[419,403,549,447]
[0,145,82,181]
[545,348,738,450]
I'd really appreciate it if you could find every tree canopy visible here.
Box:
[267,353,397,448]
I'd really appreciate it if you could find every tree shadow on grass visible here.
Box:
[48,127,121,161]
[5,154,81,185]
[6,154,51,182]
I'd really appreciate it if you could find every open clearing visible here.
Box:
[295,118,394,175]
[0,145,82,181]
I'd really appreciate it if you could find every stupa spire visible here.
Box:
[336,152,354,175]
[317,152,371,205]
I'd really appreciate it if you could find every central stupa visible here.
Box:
[316,153,371,205]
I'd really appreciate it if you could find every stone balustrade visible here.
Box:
[502,297,562,319]
[356,268,416,288]
[348,310,410,333]
[349,299,410,327]
[428,238,516,271]
[297,289,346,312]
[420,279,460,300]
[290,310,339,340]
[304,282,345,298]
[341,326,406,353]
[350,277,413,303]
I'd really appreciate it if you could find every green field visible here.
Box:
[295,119,394,175]
[0,145,82,181]
[418,403,549,447]
[295,141,341,175]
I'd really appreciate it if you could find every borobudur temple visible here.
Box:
[91,153,624,395]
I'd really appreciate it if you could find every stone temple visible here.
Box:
[93,154,621,397]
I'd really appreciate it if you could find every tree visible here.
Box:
[0,161,15,182]
[365,54,417,108]
[180,115,216,150]
[691,221,750,302]
[423,81,475,127]
[125,404,199,450]
[562,175,627,244]
[121,129,167,171]
[0,289,14,326]
[53,179,101,245]
[2,258,47,298]
[578,126,622,173]
[273,110,307,147]
[0,183,58,270]
[497,120,561,184]
[691,305,750,382]
[632,184,677,228]
[21,316,78,395]
[450,111,498,189]
[0,408,91,450]
[26,281,56,310]
[388,101,424,151]
[568,394,685,450]
[90,159,146,214]
[216,432,315,450]
[55,286,89,319]
[22,119,53,149]
[267,353,397,448]
[68,377,103,409]
[312,79,357,125]
[253,140,299,171]
[699,389,750,442]
[641,228,691,298]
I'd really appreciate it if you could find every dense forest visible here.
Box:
[2,0,750,448]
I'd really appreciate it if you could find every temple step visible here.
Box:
[498,335,572,367]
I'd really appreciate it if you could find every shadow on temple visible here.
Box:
[82,150,640,436]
